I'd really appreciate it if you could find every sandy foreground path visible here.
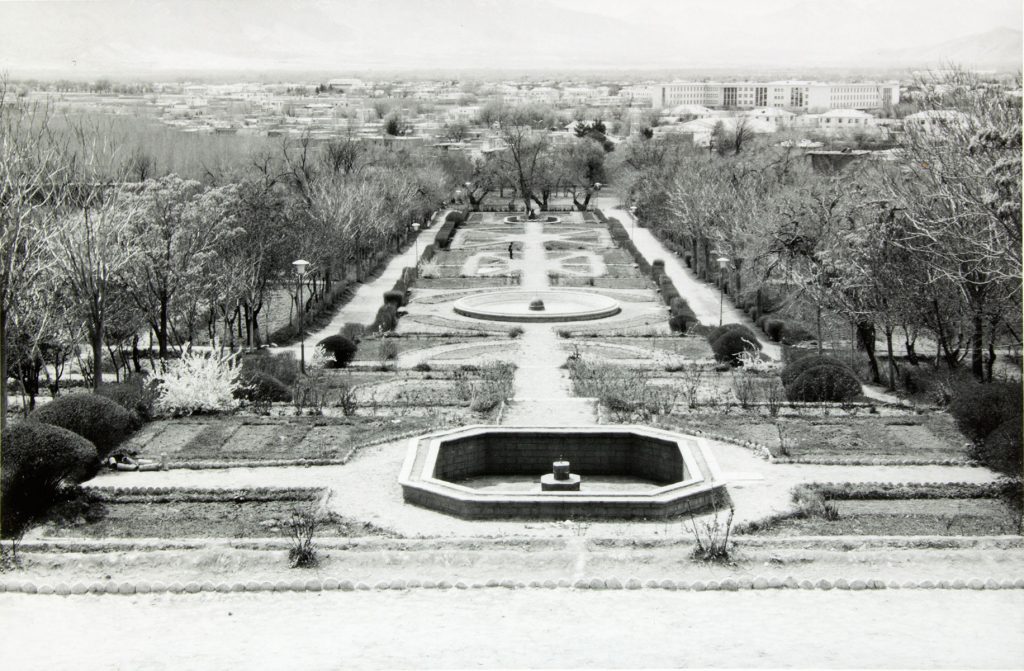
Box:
[2,590,1022,669]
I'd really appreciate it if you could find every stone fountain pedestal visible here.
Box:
[540,460,581,491]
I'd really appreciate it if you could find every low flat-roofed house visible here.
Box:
[741,107,796,131]
[903,109,973,133]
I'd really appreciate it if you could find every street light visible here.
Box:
[411,221,421,265]
[293,259,309,374]
[716,256,730,327]
[593,182,602,210]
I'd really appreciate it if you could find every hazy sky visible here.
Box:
[1,0,1020,74]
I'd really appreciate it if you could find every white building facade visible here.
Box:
[651,81,899,112]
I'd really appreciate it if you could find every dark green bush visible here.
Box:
[96,376,158,421]
[755,314,771,330]
[668,315,691,334]
[371,303,399,332]
[711,329,762,365]
[383,289,405,307]
[780,355,857,387]
[707,323,759,346]
[976,416,1023,476]
[781,323,815,345]
[240,351,300,387]
[235,371,292,403]
[31,393,139,458]
[1,420,98,535]
[948,381,1023,442]
[318,334,358,367]
[786,365,862,402]
[764,319,785,341]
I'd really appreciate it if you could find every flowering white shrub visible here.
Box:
[418,260,441,278]
[155,346,243,417]
[309,345,330,371]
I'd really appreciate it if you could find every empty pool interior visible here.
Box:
[433,431,688,492]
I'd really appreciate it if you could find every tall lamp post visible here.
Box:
[411,221,421,265]
[716,256,730,327]
[293,259,309,374]
[593,182,602,211]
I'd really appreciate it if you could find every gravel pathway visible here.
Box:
[3,590,1021,669]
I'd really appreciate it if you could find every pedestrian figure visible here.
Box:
[508,242,514,260]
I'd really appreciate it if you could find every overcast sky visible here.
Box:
[1,0,1020,74]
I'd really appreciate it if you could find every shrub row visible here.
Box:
[88,486,326,503]
[434,210,465,251]
[802,481,1019,501]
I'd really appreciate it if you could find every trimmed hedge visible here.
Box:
[786,365,862,402]
[31,393,139,458]
[383,290,405,308]
[1,420,99,534]
[978,417,1023,476]
[371,304,399,333]
[711,330,762,365]
[780,355,857,388]
[96,377,158,422]
[949,381,1022,442]
[707,323,759,347]
[318,334,358,367]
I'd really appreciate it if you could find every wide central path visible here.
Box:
[501,221,597,425]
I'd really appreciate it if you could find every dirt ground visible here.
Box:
[2,590,1022,669]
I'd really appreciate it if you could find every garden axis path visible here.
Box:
[499,220,597,425]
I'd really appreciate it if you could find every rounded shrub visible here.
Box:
[1,420,98,534]
[707,323,759,347]
[781,355,857,387]
[318,334,358,368]
[668,315,691,334]
[764,319,785,342]
[235,371,292,403]
[96,377,158,422]
[786,366,862,402]
[383,290,405,308]
[372,304,399,332]
[781,323,815,345]
[977,417,1023,476]
[711,330,762,365]
[31,393,139,458]
[948,381,1022,442]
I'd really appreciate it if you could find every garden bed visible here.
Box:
[125,416,443,463]
[40,488,396,539]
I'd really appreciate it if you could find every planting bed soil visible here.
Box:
[415,277,518,290]
[754,498,1020,537]
[42,496,392,539]
[128,416,441,463]
[570,336,713,359]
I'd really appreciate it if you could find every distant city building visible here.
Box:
[650,81,900,111]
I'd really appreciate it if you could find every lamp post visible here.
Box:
[411,221,421,264]
[293,259,309,374]
[593,182,602,211]
[464,181,472,208]
[716,256,730,327]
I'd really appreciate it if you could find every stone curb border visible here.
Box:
[654,422,773,461]
[140,427,445,471]
[3,576,1022,596]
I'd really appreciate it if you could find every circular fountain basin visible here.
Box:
[503,215,561,224]
[453,290,620,322]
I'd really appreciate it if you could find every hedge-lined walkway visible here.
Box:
[280,209,450,354]
[604,200,781,360]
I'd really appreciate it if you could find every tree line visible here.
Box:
[620,69,1022,389]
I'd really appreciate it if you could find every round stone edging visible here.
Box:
[5,575,1021,596]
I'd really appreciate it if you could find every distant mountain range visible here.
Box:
[866,28,1022,69]
[0,0,1019,76]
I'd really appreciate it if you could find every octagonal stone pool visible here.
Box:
[452,289,620,323]
[399,425,726,519]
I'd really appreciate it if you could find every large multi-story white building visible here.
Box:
[651,81,899,112]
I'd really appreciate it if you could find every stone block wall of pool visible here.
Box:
[399,426,727,520]
[452,290,620,323]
